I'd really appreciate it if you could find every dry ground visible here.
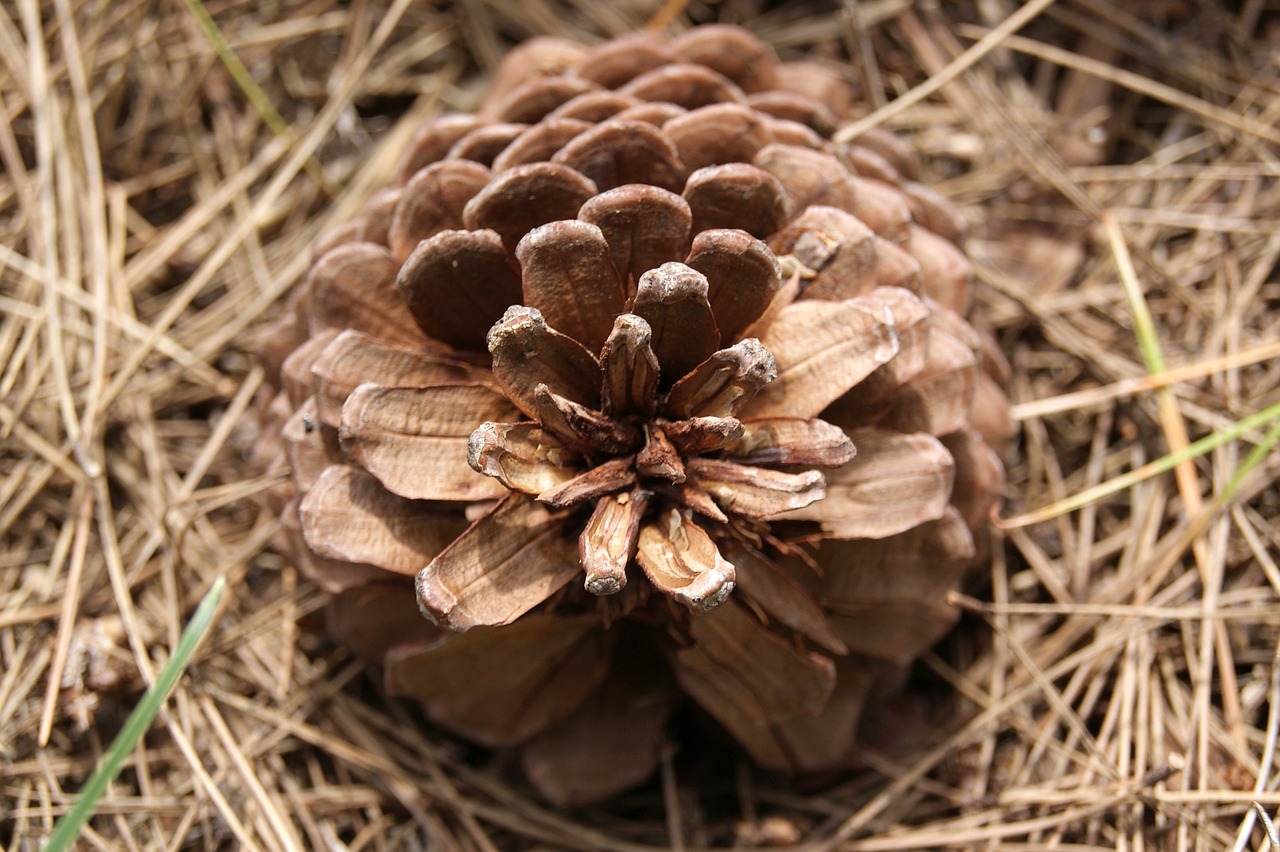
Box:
[2,0,1279,848]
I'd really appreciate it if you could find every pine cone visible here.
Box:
[256,25,1014,805]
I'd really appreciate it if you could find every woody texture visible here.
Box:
[255,24,1014,805]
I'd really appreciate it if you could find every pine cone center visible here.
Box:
[466,264,856,607]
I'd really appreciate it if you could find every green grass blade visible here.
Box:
[1108,210,1167,375]
[179,0,287,136]
[44,577,226,851]
[1222,415,1280,503]
[1001,399,1280,528]
[178,0,331,194]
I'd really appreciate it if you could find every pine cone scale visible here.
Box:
[415,496,580,631]
[516,220,627,352]
[298,466,466,574]
[783,429,956,539]
[675,599,836,725]
[340,382,515,502]
[744,298,901,419]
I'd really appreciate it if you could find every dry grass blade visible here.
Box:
[998,399,1280,528]
[2,0,1278,848]
[962,28,1280,148]
[832,0,1060,142]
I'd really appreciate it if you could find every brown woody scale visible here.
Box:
[255,25,1015,805]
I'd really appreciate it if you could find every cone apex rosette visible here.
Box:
[256,23,1014,805]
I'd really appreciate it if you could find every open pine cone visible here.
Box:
[255,25,1015,805]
